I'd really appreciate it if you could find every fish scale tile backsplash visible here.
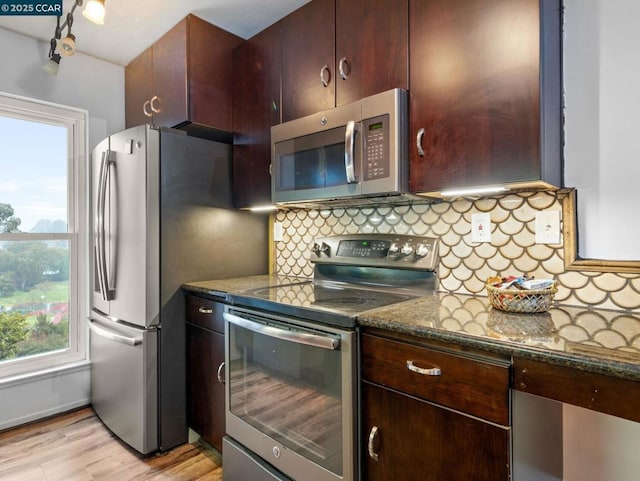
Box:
[273,190,640,312]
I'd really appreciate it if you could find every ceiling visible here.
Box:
[0,0,310,66]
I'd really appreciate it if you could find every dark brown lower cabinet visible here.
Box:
[361,332,511,481]
[362,382,510,481]
[186,295,226,452]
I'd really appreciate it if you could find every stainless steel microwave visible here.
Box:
[271,88,408,205]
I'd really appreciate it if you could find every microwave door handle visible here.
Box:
[224,312,340,350]
[344,120,358,184]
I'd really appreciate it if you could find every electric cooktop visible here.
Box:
[229,234,439,328]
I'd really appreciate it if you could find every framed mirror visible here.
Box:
[563,0,640,273]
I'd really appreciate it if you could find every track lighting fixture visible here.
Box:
[42,38,61,75]
[83,0,106,25]
[42,0,106,75]
[59,13,76,56]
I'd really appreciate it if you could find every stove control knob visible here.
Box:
[388,242,400,255]
[415,243,430,258]
[401,243,414,256]
[312,242,330,256]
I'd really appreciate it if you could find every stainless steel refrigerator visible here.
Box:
[88,124,268,454]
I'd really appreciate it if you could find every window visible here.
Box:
[0,92,87,378]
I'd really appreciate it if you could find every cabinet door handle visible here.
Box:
[367,425,380,461]
[150,95,161,113]
[217,361,226,384]
[416,128,426,157]
[407,360,441,376]
[143,100,153,118]
[320,64,331,88]
[338,56,351,80]
[198,307,213,314]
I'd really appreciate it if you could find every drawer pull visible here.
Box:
[198,307,213,314]
[407,360,441,376]
[367,426,380,461]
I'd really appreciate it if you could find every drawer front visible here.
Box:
[361,334,510,425]
[185,295,225,333]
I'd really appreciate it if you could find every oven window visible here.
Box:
[228,319,343,475]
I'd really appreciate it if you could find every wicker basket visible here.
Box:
[486,282,557,313]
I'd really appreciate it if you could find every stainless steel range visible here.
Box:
[222,234,439,481]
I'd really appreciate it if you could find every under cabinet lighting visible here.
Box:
[440,186,508,198]
[249,205,278,212]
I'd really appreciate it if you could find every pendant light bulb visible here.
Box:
[83,0,106,25]
[59,34,76,56]
[42,53,61,75]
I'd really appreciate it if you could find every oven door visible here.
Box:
[224,307,356,481]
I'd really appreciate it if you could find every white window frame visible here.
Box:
[0,92,88,379]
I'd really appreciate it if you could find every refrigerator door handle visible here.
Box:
[88,318,142,346]
[96,150,115,301]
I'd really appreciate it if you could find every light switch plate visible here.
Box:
[471,213,491,243]
[273,222,284,242]
[535,210,561,244]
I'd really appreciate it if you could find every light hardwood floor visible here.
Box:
[0,407,223,481]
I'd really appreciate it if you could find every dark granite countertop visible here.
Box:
[358,293,640,382]
[182,275,310,299]
[182,277,640,382]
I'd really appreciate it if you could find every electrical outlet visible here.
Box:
[273,222,284,242]
[535,210,560,244]
[471,213,491,243]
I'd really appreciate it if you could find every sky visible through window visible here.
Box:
[0,115,67,232]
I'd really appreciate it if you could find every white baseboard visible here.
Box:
[0,362,91,432]
[0,399,90,432]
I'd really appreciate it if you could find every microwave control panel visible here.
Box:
[363,114,390,181]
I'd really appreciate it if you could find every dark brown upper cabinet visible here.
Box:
[125,15,243,135]
[281,0,336,122]
[281,0,408,122]
[335,0,409,107]
[408,0,562,195]
[232,23,282,209]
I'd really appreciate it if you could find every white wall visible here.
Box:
[0,363,90,431]
[564,0,640,260]
[0,26,124,430]
[0,26,125,149]
[562,3,640,478]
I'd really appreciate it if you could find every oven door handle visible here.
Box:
[224,312,341,350]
